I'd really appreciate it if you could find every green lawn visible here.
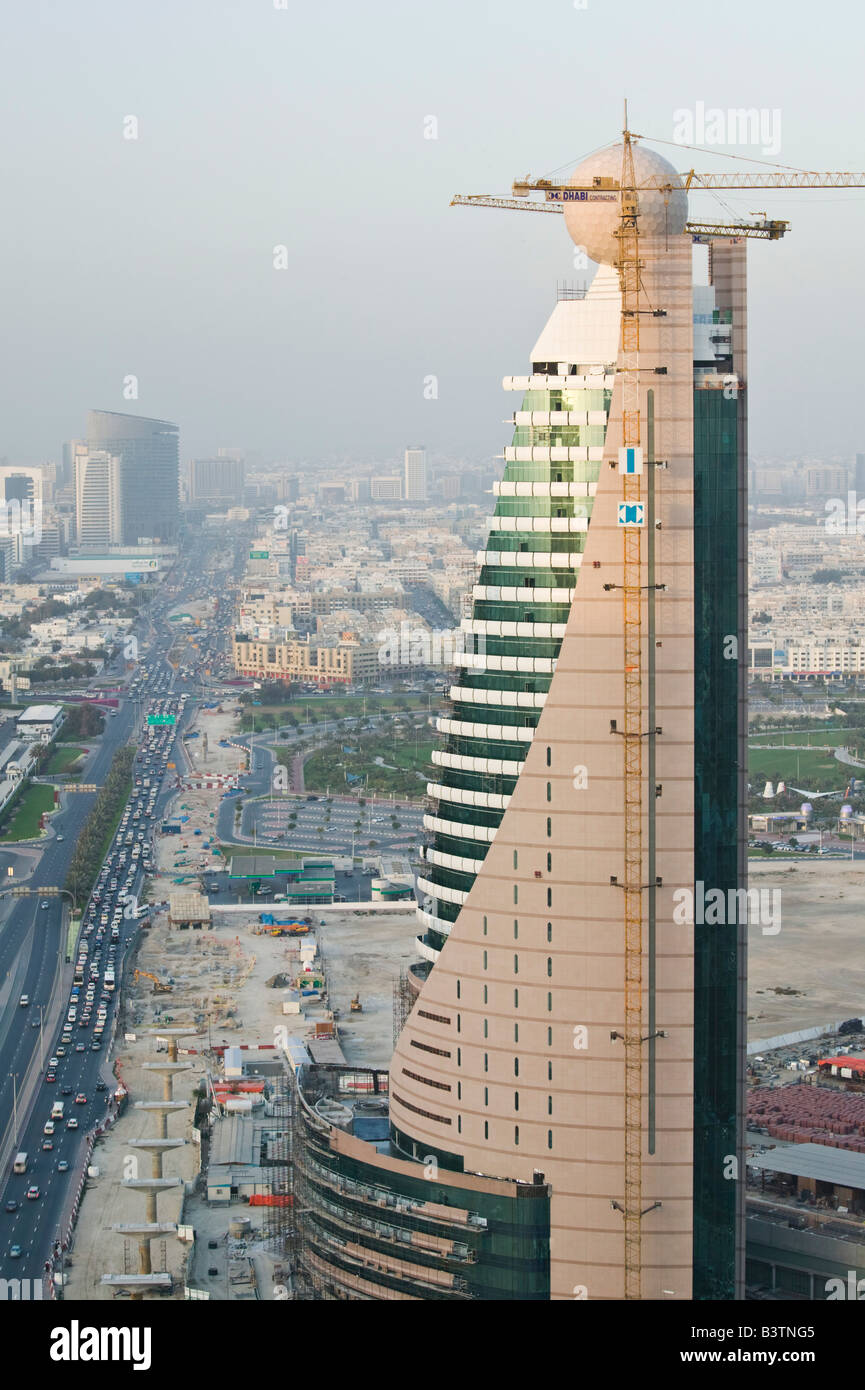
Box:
[240,693,433,732]
[299,731,434,798]
[0,784,57,841]
[43,745,87,776]
[749,729,852,747]
[748,745,849,790]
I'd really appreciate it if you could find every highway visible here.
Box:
[0,528,247,1288]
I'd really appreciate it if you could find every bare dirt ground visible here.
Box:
[64,898,417,1298]
[748,859,865,1036]
[63,685,417,1298]
[147,700,243,901]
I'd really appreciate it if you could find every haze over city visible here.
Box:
[1,0,862,464]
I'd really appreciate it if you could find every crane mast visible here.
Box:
[450,135,863,1300]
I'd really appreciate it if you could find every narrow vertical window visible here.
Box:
[546,746,551,767]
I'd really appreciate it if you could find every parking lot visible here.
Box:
[241,794,425,856]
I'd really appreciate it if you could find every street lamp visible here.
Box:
[10,1072,18,1147]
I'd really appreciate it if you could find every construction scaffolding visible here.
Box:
[392,968,414,1047]
[262,1073,292,1255]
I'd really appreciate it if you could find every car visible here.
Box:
[57,1160,69,1173]
[96,1080,107,1092]
[19,995,28,1007]
[26,1186,39,1200]
[9,1244,21,1259]
[5,1199,18,1213]
[61,1085,73,1095]
[45,1071,56,1083]
[66,1118,78,1130]
[40,901,50,910]
[75,1043,85,1053]
[75,1093,87,1105]
[90,1041,101,1051]
[42,1139,53,1151]
[57,834,64,841]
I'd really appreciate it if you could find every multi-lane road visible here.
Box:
[0,531,245,1288]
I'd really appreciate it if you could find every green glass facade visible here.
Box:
[418,375,613,954]
[295,1082,550,1300]
[692,306,742,1300]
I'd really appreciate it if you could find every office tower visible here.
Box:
[438,474,461,500]
[370,475,403,501]
[404,446,428,501]
[74,448,123,549]
[293,143,746,1302]
[87,410,179,545]
[0,466,43,506]
[347,478,370,504]
[0,537,17,582]
[4,474,34,504]
[189,455,245,504]
[855,454,865,496]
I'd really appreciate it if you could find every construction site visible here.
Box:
[58,879,416,1298]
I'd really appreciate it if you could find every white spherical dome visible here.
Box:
[562,143,688,267]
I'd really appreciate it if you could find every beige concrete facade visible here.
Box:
[391,237,698,1299]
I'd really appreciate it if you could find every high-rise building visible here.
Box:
[404,446,428,501]
[855,454,865,496]
[290,142,746,1302]
[370,475,402,501]
[189,455,245,504]
[74,448,123,550]
[87,410,179,545]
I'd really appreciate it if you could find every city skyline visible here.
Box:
[1,1,863,468]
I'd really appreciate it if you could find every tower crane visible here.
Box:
[453,122,865,1299]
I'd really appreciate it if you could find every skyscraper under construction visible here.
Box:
[292,140,746,1301]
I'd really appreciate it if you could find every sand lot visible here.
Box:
[748,859,865,1036]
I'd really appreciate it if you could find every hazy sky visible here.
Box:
[1,0,862,469]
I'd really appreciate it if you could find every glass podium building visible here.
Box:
[291,143,747,1301]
